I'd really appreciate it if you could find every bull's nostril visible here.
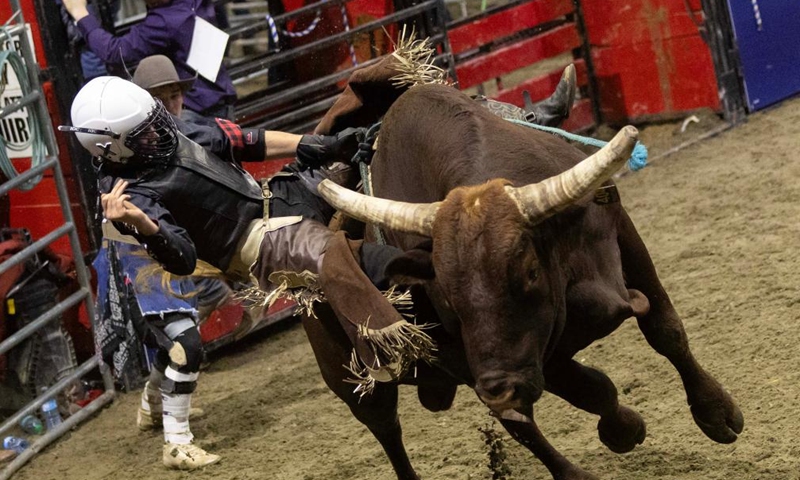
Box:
[478,377,506,398]
[478,372,543,409]
[478,374,518,403]
[485,383,507,398]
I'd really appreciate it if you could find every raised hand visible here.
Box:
[62,0,90,21]
[100,179,159,235]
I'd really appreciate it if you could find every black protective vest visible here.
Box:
[103,134,263,271]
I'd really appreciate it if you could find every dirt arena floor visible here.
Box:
[13,95,800,479]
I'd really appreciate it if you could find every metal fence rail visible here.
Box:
[0,2,115,478]
[230,0,452,133]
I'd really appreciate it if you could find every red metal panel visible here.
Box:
[665,36,719,112]
[592,35,718,122]
[347,0,393,19]
[0,8,91,255]
[687,0,702,10]
[493,59,587,106]
[8,177,82,253]
[455,24,581,89]
[560,98,594,132]
[584,9,705,47]
[346,0,395,63]
[582,0,702,32]
[581,0,719,121]
[448,0,574,55]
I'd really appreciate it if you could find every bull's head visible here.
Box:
[318,127,638,413]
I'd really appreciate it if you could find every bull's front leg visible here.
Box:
[544,357,646,454]
[617,209,744,443]
[498,409,598,480]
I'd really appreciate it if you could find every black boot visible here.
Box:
[523,64,577,127]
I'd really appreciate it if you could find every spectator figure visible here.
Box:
[133,54,196,119]
[62,0,237,118]
[56,0,121,81]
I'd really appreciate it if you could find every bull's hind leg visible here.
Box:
[617,210,744,443]
[545,357,646,453]
[301,305,420,480]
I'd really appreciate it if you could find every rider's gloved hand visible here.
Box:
[296,127,366,170]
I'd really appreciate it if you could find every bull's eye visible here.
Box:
[528,268,539,283]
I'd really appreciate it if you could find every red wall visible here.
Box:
[582,0,719,123]
[0,1,91,256]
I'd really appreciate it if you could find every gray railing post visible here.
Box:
[0,2,115,478]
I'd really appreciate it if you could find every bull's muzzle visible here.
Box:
[476,371,544,412]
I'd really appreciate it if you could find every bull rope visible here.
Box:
[351,122,386,244]
[507,119,649,172]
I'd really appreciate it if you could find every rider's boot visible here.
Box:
[523,63,578,127]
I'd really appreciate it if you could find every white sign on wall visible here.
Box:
[1,25,36,159]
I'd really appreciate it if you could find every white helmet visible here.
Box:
[65,76,178,164]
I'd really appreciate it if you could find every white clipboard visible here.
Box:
[186,16,229,83]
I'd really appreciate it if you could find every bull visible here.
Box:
[299,51,743,480]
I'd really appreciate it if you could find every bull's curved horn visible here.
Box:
[318,180,441,237]
[505,125,638,223]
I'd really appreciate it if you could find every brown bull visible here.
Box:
[301,56,743,480]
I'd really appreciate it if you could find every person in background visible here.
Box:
[61,0,237,118]
[133,55,197,120]
[56,0,121,81]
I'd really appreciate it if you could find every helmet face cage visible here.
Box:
[124,99,178,164]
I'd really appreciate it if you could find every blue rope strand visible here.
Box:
[507,119,648,172]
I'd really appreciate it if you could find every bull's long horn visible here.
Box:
[506,125,638,223]
[318,180,441,236]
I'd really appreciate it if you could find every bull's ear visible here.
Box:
[386,240,435,285]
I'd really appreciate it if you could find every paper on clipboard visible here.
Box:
[186,16,229,83]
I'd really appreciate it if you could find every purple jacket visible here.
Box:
[77,0,237,116]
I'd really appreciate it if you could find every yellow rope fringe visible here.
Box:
[342,287,437,398]
[232,277,323,318]
[389,25,452,89]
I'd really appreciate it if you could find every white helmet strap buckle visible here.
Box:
[95,142,116,159]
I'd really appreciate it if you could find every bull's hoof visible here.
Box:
[689,386,744,444]
[597,405,646,454]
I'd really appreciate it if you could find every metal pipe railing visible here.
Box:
[1,3,116,479]
[0,91,40,118]
[235,42,449,123]
[0,156,57,197]
[0,287,90,356]
[0,355,103,439]
[226,0,351,40]
[228,0,441,79]
[0,390,116,480]
[0,222,73,277]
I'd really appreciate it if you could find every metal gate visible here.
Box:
[226,0,596,138]
[726,1,800,111]
[447,0,596,131]
[229,0,453,135]
[0,3,115,478]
